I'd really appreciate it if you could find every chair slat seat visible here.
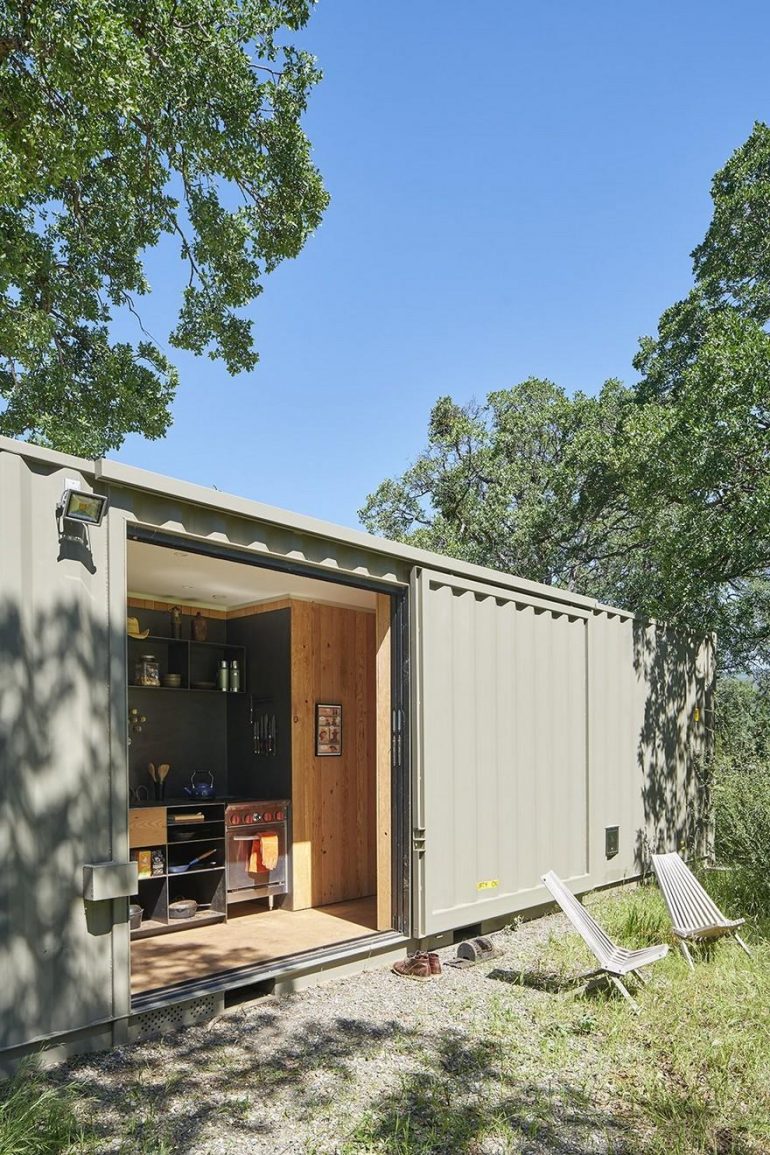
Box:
[541,871,669,1010]
[651,852,751,969]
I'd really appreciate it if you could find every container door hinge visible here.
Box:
[413,828,426,856]
[392,707,404,768]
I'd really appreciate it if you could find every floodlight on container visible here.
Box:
[55,481,108,547]
[59,487,108,526]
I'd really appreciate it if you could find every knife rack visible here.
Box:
[250,695,277,757]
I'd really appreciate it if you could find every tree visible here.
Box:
[0,0,328,456]
[624,124,770,666]
[360,377,642,601]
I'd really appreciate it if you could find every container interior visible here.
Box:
[126,538,395,1000]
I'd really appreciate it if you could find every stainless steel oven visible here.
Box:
[224,801,289,908]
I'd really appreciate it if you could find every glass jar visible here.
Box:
[135,653,160,687]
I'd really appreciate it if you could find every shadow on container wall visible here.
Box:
[0,595,122,1053]
[633,619,713,871]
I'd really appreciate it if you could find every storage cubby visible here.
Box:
[131,877,168,938]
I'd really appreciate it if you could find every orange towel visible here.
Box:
[247,833,279,875]
[260,832,279,872]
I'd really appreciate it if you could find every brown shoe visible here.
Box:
[427,952,442,976]
[391,952,433,980]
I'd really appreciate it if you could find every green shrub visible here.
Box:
[0,1060,88,1155]
[711,761,770,922]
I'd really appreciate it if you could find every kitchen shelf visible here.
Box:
[167,836,225,847]
[129,802,228,940]
[130,634,243,649]
[129,685,246,694]
[131,911,226,940]
[128,635,246,693]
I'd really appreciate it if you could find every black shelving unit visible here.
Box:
[130,802,227,940]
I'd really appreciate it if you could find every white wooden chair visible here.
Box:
[651,851,751,969]
[542,870,669,1012]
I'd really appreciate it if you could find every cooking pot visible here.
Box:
[183,770,216,799]
[168,898,197,920]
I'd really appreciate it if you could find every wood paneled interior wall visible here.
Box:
[290,602,377,910]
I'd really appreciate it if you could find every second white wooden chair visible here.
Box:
[651,851,751,969]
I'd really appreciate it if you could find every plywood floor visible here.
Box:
[131,896,378,995]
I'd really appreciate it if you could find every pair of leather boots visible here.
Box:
[391,950,442,980]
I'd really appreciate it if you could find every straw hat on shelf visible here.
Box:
[127,616,150,639]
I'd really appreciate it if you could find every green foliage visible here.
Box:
[0,1059,90,1154]
[0,0,328,455]
[711,764,770,914]
[361,377,638,600]
[714,675,770,766]
[709,674,770,923]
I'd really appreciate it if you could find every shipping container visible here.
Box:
[0,435,713,1062]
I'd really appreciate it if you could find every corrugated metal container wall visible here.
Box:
[0,450,128,1051]
[412,570,712,937]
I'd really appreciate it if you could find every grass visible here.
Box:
[0,1060,92,1155]
[529,883,770,1155]
[339,883,770,1155]
[5,882,769,1155]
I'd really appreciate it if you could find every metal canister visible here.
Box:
[216,659,229,692]
[229,660,241,693]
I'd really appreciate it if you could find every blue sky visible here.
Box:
[112,1,770,528]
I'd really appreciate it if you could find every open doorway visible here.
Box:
[125,536,398,1000]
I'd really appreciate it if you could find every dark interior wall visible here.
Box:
[227,608,291,801]
[128,607,229,799]
[127,604,291,803]
[127,691,228,800]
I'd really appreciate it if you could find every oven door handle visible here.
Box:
[231,832,281,840]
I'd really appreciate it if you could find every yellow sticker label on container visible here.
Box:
[477,879,499,891]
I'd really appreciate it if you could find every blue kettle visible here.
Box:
[184,770,216,799]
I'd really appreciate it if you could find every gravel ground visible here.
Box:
[56,908,629,1154]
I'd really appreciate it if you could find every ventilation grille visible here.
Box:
[128,993,222,1044]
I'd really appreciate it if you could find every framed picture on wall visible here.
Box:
[316,703,342,756]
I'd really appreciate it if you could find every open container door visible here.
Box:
[410,567,591,938]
